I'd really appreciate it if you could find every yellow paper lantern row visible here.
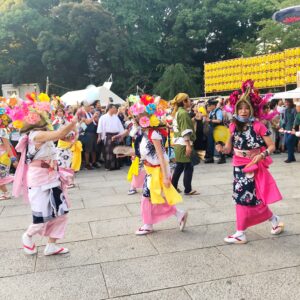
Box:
[285,57,300,66]
[286,67,300,75]
[204,47,300,93]
[206,75,242,84]
[285,48,300,57]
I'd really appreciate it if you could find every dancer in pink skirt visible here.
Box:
[10,97,77,255]
[219,80,284,244]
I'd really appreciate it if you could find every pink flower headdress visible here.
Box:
[6,93,52,132]
[226,80,276,120]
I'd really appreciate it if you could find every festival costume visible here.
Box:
[127,94,188,234]
[224,80,284,244]
[0,129,14,199]
[9,93,71,255]
[138,129,184,233]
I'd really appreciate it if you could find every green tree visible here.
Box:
[154,64,197,99]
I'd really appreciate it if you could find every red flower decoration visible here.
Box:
[140,94,154,106]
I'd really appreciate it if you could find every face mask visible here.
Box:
[233,114,255,123]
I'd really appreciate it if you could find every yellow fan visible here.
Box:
[213,125,230,143]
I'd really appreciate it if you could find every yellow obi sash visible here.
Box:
[144,165,182,205]
[127,156,139,182]
[57,140,82,172]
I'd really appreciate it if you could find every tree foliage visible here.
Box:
[0,0,299,97]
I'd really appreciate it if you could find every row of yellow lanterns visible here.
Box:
[205,78,291,93]
[205,48,300,72]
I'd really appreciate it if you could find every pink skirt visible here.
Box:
[141,196,176,225]
[236,203,273,231]
[26,215,68,239]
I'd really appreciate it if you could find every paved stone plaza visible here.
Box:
[0,154,300,300]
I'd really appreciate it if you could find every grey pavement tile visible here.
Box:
[80,178,126,189]
[148,222,263,254]
[0,214,32,232]
[90,216,141,238]
[77,186,117,196]
[0,248,35,277]
[176,197,211,211]
[190,185,226,196]
[90,214,181,239]
[185,266,300,300]
[114,287,191,300]
[67,205,131,224]
[101,247,239,298]
[198,194,233,208]
[0,197,24,207]
[126,203,141,216]
[0,206,3,215]
[0,264,108,300]
[187,207,236,227]
[217,235,300,275]
[83,194,140,209]
[249,213,300,238]
[36,234,158,272]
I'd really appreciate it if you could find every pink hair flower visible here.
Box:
[139,116,150,128]
[129,103,145,116]
[25,112,41,124]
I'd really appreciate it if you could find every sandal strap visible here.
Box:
[23,243,36,251]
[228,235,242,241]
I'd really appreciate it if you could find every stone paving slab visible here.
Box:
[217,235,300,275]
[0,265,108,300]
[67,205,130,224]
[101,247,239,298]
[0,248,36,277]
[184,265,300,300]
[250,213,300,238]
[83,194,140,209]
[147,222,263,254]
[114,287,191,300]
[35,235,158,272]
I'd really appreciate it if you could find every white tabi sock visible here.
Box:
[269,215,279,227]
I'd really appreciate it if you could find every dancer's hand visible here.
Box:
[251,154,263,164]
[215,144,223,153]
[186,144,192,157]
[163,177,171,188]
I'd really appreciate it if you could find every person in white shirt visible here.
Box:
[97,104,125,170]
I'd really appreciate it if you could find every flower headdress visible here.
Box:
[0,98,11,129]
[6,93,52,132]
[225,80,275,120]
[128,94,169,128]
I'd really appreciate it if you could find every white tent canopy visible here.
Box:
[272,87,300,99]
[60,85,124,106]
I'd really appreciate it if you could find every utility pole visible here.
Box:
[46,77,50,94]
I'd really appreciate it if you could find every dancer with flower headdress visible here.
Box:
[0,98,17,200]
[9,93,77,256]
[129,94,188,235]
[219,80,284,244]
